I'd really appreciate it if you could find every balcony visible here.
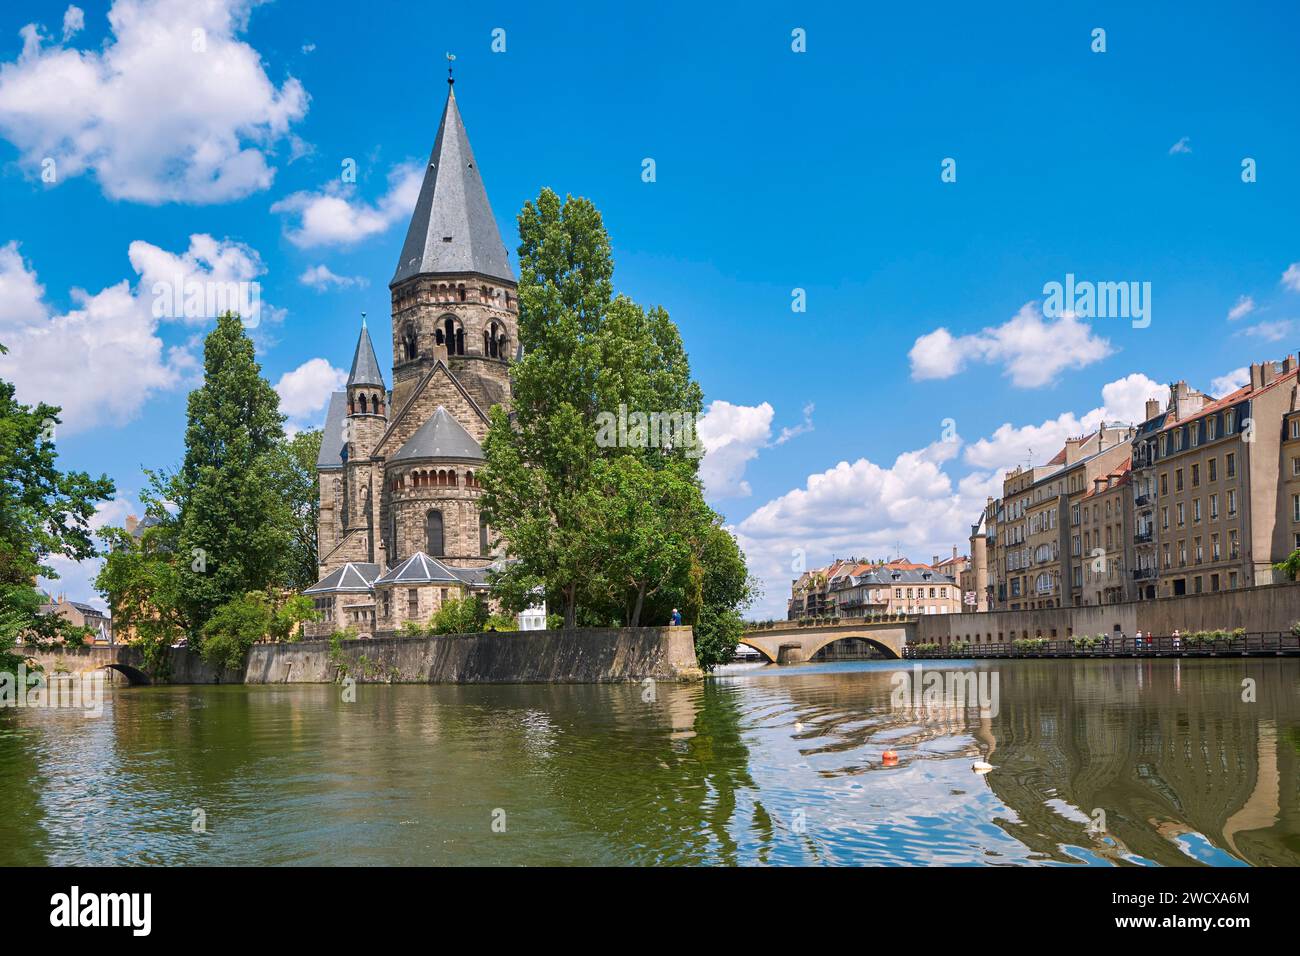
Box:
[1133,567,1156,580]
[1134,494,1151,507]
[1134,530,1153,544]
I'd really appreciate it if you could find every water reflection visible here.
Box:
[0,659,1296,865]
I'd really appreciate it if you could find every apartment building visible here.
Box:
[787,557,962,620]
[988,425,1134,609]
[1077,459,1134,605]
[1131,358,1300,597]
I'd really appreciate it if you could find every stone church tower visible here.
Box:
[305,78,516,635]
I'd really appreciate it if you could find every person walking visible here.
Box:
[1134,629,1144,652]
[1172,628,1181,651]
[670,608,682,625]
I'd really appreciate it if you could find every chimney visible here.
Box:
[1284,354,1297,375]
[1250,363,1263,390]
[1145,398,1160,420]
[1262,361,1278,387]
[952,545,958,560]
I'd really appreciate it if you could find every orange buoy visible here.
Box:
[882,749,899,766]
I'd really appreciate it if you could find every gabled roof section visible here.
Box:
[348,320,385,388]
[376,358,490,457]
[317,392,347,470]
[390,406,484,463]
[305,562,380,594]
[391,85,514,287]
[374,553,493,589]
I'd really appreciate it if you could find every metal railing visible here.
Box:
[905,631,1300,659]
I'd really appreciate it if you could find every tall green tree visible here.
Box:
[272,428,323,591]
[0,342,115,672]
[480,190,753,664]
[173,314,292,638]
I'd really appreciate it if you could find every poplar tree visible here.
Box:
[174,314,292,635]
[481,190,752,663]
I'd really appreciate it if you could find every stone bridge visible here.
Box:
[18,643,237,685]
[739,620,916,663]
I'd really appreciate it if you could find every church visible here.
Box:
[303,78,516,637]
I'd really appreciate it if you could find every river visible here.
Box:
[2,658,1297,865]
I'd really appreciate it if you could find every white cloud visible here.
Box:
[274,357,345,422]
[0,0,308,203]
[1210,367,1249,396]
[300,264,367,290]
[61,5,84,41]
[697,400,774,499]
[37,495,140,612]
[130,233,274,326]
[272,162,422,248]
[963,372,1164,472]
[1282,263,1300,293]
[1227,295,1255,321]
[774,402,815,445]
[733,440,985,619]
[0,234,272,434]
[1168,136,1192,155]
[1239,319,1293,342]
[909,302,1113,388]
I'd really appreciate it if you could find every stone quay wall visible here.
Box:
[914,582,1300,646]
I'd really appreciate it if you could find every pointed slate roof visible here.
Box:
[304,562,381,594]
[317,391,347,469]
[390,406,484,463]
[391,85,514,287]
[348,320,385,388]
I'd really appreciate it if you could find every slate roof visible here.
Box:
[391,85,514,286]
[390,406,484,463]
[317,392,347,469]
[374,552,492,589]
[348,322,385,388]
[304,562,381,594]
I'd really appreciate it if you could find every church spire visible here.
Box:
[390,80,514,287]
[348,315,385,388]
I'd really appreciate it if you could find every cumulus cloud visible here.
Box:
[1168,136,1192,155]
[697,400,775,499]
[1282,263,1300,293]
[963,372,1164,472]
[272,162,422,248]
[274,357,346,423]
[0,0,308,203]
[1227,295,1256,321]
[1211,367,1249,396]
[909,302,1113,388]
[300,264,367,290]
[37,495,140,612]
[0,234,274,434]
[733,440,988,618]
[61,5,84,41]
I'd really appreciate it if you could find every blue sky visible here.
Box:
[1,0,1298,617]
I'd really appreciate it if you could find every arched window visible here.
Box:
[403,324,418,361]
[359,393,368,414]
[442,316,465,356]
[426,509,444,556]
[479,514,489,556]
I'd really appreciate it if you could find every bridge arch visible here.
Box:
[804,633,900,661]
[739,623,910,664]
[97,663,151,686]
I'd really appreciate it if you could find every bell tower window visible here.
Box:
[426,509,444,557]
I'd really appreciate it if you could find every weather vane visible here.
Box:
[446,51,456,85]
[361,311,367,329]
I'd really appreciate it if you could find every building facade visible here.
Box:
[305,80,512,636]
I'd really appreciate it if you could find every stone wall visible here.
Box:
[915,581,1300,645]
[245,625,701,684]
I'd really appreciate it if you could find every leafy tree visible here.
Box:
[272,428,323,591]
[480,190,753,666]
[0,342,115,672]
[198,590,316,671]
[174,314,292,642]
[430,594,490,635]
[1274,549,1300,581]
